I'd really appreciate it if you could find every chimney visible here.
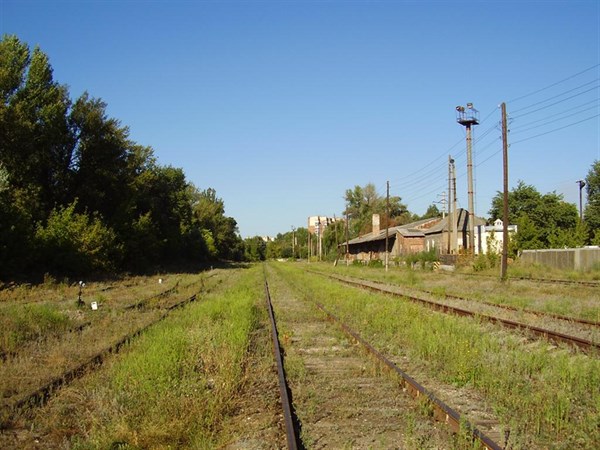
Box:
[372,214,380,235]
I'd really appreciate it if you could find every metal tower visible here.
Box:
[456,103,479,253]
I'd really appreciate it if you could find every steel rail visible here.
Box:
[264,278,299,450]
[2,293,199,419]
[330,275,600,354]
[314,301,503,450]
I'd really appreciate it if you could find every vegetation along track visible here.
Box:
[0,273,212,427]
[264,265,503,449]
[318,271,600,355]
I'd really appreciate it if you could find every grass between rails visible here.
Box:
[273,262,600,449]
[0,273,195,358]
[311,262,600,323]
[30,265,266,449]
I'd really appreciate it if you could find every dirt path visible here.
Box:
[266,266,451,449]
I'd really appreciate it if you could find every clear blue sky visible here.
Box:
[2,0,598,237]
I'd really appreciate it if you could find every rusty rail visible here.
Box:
[328,275,599,354]
[314,302,503,450]
[264,278,299,450]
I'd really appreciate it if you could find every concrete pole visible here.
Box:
[466,124,475,254]
[501,103,509,281]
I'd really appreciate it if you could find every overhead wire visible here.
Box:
[510,78,599,114]
[507,63,599,104]
[511,114,599,145]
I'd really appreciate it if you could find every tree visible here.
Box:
[344,183,408,237]
[421,204,441,219]
[0,37,73,219]
[489,181,580,250]
[244,236,266,261]
[68,92,132,223]
[584,160,600,239]
[0,35,245,277]
[35,201,120,274]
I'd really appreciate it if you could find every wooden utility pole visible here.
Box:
[345,211,350,265]
[385,181,390,272]
[501,102,509,281]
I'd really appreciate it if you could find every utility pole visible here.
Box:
[501,102,509,281]
[345,211,350,266]
[451,157,458,254]
[385,181,390,272]
[456,104,479,254]
[291,226,296,259]
[577,180,586,221]
[307,217,311,263]
[317,217,322,261]
[448,156,453,254]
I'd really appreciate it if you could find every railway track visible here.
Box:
[264,270,503,449]
[1,284,205,425]
[442,270,600,288]
[319,271,600,355]
[317,270,600,328]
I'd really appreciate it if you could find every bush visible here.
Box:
[35,201,121,274]
[405,249,438,270]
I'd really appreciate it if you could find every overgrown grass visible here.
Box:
[42,266,263,449]
[309,261,600,323]
[0,303,75,355]
[273,263,600,449]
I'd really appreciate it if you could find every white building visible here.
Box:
[474,219,518,255]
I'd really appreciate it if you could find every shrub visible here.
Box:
[35,201,121,274]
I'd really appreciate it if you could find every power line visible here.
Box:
[510,98,598,130]
[507,64,599,104]
[511,104,599,135]
[511,113,599,145]
[510,84,599,119]
[510,79,599,115]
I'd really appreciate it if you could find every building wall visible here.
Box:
[474,221,517,255]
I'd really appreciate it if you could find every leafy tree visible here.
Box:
[584,160,600,238]
[489,181,580,250]
[344,183,408,236]
[68,92,132,223]
[421,204,441,219]
[35,201,120,274]
[0,35,244,277]
[192,187,244,261]
[322,219,345,260]
[0,37,73,218]
[244,236,266,261]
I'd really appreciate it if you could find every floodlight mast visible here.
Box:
[456,104,479,254]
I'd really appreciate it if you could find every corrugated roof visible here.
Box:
[346,217,440,245]
[424,208,486,235]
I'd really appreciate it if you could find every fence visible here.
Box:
[520,247,600,271]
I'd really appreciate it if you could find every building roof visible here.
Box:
[423,208,486,235]
[346,217,440,245]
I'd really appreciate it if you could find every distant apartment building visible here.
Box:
[307,216,341,235]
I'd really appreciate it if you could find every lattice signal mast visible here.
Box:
[456,103,479,253]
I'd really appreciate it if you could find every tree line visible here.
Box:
[0,35,243,278]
